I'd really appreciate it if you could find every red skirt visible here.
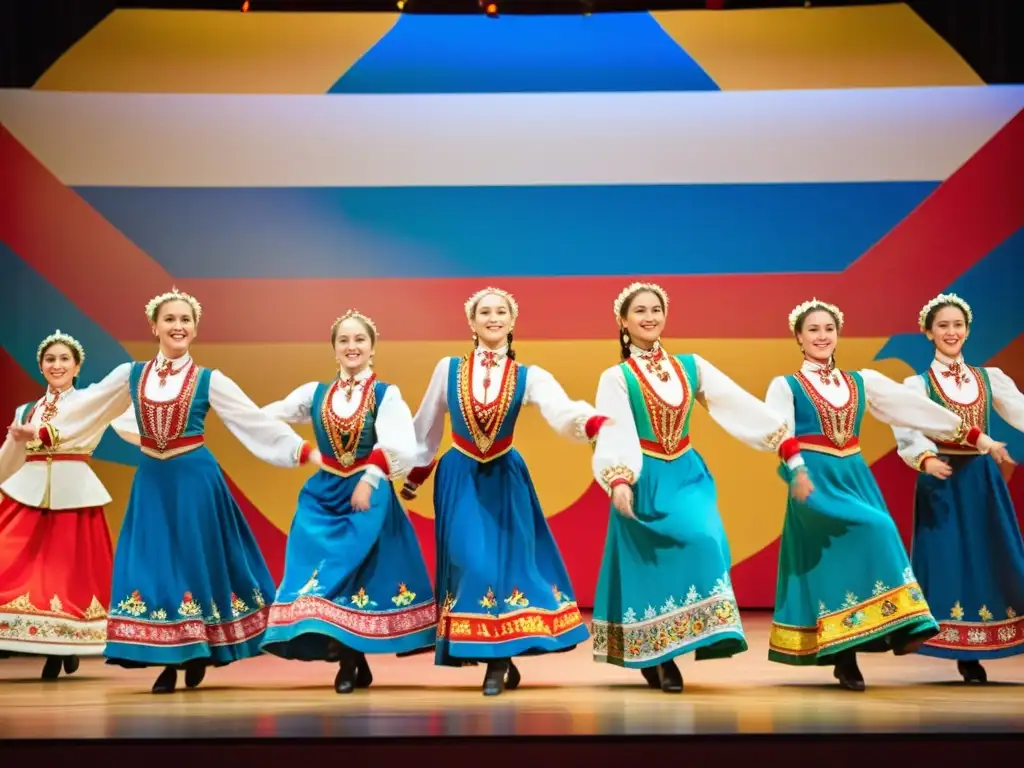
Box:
[0,493,113,656]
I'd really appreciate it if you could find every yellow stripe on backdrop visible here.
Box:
[34,10,398,93]
[653,4,983,90]
[91,338,915,564]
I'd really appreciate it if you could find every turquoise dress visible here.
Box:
[261,378,436,659]
[408,355,590,666]
[769,370,939,665]
[908,366,1024,660]
[105,361,278,668]
[591,354,746,668]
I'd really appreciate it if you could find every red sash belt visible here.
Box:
[451,432,515,462]
[796,434,861,456]
[320,452,370,476]
[639,435,691,459]
[934,440,979,455]
[140,434,205,458]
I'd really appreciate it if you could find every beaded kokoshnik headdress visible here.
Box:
[145,287,203,324]
[788,298,844,333]
[613,282,669,323]
[918,293,972,332]
[37,329,86,366]
[464,287,519,323]
[332,309,379,340]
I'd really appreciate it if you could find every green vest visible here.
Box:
[620,353,699,459]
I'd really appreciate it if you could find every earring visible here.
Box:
[621,331,629,344]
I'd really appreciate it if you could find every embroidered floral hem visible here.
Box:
[262,596,437,657]
[0,610,107,656]
[919,613,1024,660]
[768,582,938,666]
[436,601,588,659]
[592,592,746,667]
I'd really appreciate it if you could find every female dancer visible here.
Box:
[891,293,1022,683]
[590,282,813,693]
[0,331,113,678]
[32,288,322,693]
[260,309,436,693]
[401,286,608,696]
[765,298,1008,691]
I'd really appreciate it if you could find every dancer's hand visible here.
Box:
[611,484,635,519]
[922,457,952,479]
[308,448,323,467]
[351,479,373,511]
[789,468,814,502]
[400,481,418,501]
[6,423,34,442]
[989,442,1015,467]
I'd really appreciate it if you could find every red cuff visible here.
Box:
[38,425,54,448]
[778,437,801,462]
[367,448,390,475]
[609,477,631,489]
[585,415,609,441]
[406,459,437,487]
[297,441,313,465]
[965,426,981,447]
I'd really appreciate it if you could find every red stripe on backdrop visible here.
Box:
[0,346,42,415]
[835,108,1024,336]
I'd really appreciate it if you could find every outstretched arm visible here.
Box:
[262,382,318,425]
[209,370,317,468]
[989,367,1024,433]
[401,358,451,496]
[361,384,418,489]
[525,365,609,443]
[0,405,29,485]
[591,367,642,494]
[889,375,943,472]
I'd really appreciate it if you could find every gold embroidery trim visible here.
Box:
[321,376,377,465]
[627,355,689,455]
[927,366,988,439]
[456,354,518,455]
[599,464,635,492]
[795,370,859,449]
[913,451,938,471]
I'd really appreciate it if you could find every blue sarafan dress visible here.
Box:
[260,371,436,659]
[50,353,314,668]
[763,361,985,665]
[404,346,603,665]
[893,357,1024,660]
[590,346,804,669]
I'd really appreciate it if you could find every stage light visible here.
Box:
[485,2,498,17]
[397,0,405,8]
[241,0,249,11]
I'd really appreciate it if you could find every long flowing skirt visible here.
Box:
[769,452,939,665]
[432,447,588,665]
[911,454,1024,659]
[591,450,746,668]
[262,471,436,659]
[0,495,112,656]
[104,447,276,667]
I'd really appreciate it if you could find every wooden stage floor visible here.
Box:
[2,613,1022,739]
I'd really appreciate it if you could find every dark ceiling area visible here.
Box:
[1,0,1020,88]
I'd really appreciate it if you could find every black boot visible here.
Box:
[41,656,63,680]
[334,649,359,694]
[656,660,683,693]
[355,652,373,689]
[483,659,508,696]
[62,656,80,676]
[152,666,177,694]
[184,660,206,689]
[833,651,865,692]
[957,660,987,684]
[640,665,660,689]
[505,660,521,690]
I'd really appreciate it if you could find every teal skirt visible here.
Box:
[591,449,746,668]
[769,450,939,665]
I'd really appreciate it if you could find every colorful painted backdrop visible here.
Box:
[1,5,1022,608]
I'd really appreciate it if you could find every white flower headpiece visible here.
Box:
[37,329,85,366]
[918,293,972,331]
[788,298,844,333]
[145,286,203,324]
[613,282,669,321]
[332,309,379,341]
[464,287,519,323]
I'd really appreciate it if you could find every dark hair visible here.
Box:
[924,302,970,332]
[617,288,666,361]
[38,341,82,367]
[469,295,517,361]
[331,315,377,347]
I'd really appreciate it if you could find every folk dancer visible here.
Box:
[42,288,323,693]
[0,331,113,678]
[590,282,813,693]
[401,287,609,695]
[260,310,436,693]
[891,293,1020,683]
[765,298,1004,691]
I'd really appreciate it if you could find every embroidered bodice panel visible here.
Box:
[129,358,208,448]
